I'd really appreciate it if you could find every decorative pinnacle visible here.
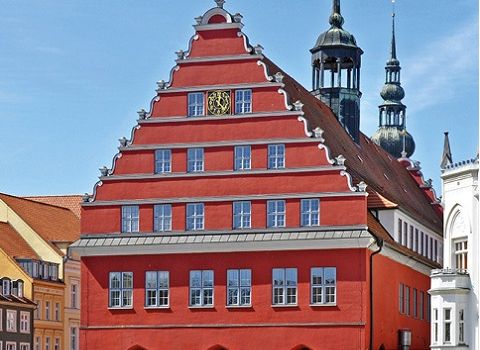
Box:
[99,166,109,177]
[137,108,147,120]
[119,137,128,147]
[82,193,91,203]
[390,0,397,60]
[253,44,264,55]
[215,0,225,8]
[175,50,185,60]
[274,72,284,84]
[156,80,167,91]
[233,13,243,23]
[329,0,344,28]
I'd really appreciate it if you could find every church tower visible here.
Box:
[310,0,363,142]
[371,7,415,158]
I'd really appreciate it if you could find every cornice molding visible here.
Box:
[157,82,283,95]
[176,54,261,65]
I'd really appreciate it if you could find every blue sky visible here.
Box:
[0,0,477,196]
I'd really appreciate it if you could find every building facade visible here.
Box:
[0,194,80,350]
[430,136,479,349]
[73,1,443,349]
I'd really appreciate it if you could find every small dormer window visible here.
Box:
[3,279,11,295]
[11,280,18,296]
[18,281,23,298]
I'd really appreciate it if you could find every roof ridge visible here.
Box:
[0,193,76,213]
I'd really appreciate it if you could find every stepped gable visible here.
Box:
[24,195,82,219]
[262,58,441,232]
[0,193,80,243]
[0,222,39,259]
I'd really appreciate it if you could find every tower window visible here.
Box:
[454,239,468,270]
[187,92,204,117]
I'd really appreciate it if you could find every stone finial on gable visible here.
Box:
[99,166,109,177]
[175,50,186,60]
[313,127,325,142]
[156,80,167,91]
[253,44,264,55]
[274,72,284,84]
[357,181,367,192]
[425,178,432,187]
[335,154,346,166]
[233,13,243,23]
[137,108,147,120]
[215,0,225,8]
[195,16,203,25]
[293,100,304,112]
[82,193,91,203]
[119,137,128,147]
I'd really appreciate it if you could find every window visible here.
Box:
[187,92,204,117]
[45,301,50,320]
[413,288,418,318]
[145,271,169,307]
[444,308,452,343]
[268,144,285,169]
[186,203,204,231]
[70,327,78,350]
[20,311,29,333]
[415,229,419,253]
[155,149,172,174]
[408,225,413,249]
[301,199,320,227]
[425,235,430,258]
[71,283,78,309]
[109,272,133,308]
[187,148,204,172]
[154,204,172,232]
[311,267,336,305]
[6,343,16,350]
[35,300,41,319]
[419,291,424,320]
[2,279,10,295]
[398,219,402,244]
[432,308,439,343]
[234,145,251,171]
[45,338,50,350]
[272,268,297,305]
[427,294,431,321]
[454,239,468,269]
[420,232,424,255]
[0,308,2,331]
[434,240,438,262]
[459,309,465,344]
[121,205,139,233]
[35,337,40,350]
[404,286,410,316]
[227,269,251,306]
[233,201,251,229]
[6,310,16,332]
[267,200,286,228]
[398,283,404,314]
[403,222,408,247]
[189,270,214,307]
[54,338,60,350]
[20,344,30,350]
[235,89,252,114]
[54,302,60,321]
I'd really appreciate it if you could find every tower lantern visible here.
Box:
[310,0,363,142]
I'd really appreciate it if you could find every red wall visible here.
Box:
[373,253,431,350]
[81,249,368,349]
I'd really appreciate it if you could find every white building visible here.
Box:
[430,133,479,349]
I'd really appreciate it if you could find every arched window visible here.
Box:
[206,345,228,350]
[448,208,470,270]
[126,346,147,350]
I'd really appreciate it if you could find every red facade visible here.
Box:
[75,3,441,350]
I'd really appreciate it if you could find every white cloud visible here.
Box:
[402,18,479,114]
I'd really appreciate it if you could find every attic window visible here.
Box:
[208,14,227,24]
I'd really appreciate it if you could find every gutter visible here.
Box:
[369,235,384,350]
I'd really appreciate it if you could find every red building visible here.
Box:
[73,1,443,349]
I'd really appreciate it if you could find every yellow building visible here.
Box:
[0,194,80,350]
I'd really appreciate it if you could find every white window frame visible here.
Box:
[71,282,78,309]
[35,336,41,350]
[235,89,252,114]
[301,199,320,227]
[5,343,16,350]
[20,344,30,350]
[267,144,285,169]
[189,270,214,307]
[444,308,452,343]
[121,205,140,233]
[0,308,2,331]
[54,302,60,321]
[70,327,78,350]
[459,309,465,344]
[432,308,439,344]
[20,311,29,333]
[267,200,286,228]
[187,92,204,117]
[109,272,133,308]
[2,279,10,295]
[310,267,336,305]
[154,204,172,232]
[234,145,251,171]
[54,338,60,350]
[186,203,204,231]
[233,201,251,229]
[454,238,468,270]
[272,268,297,306]
[226,269,251,307]
[187,148,204,172]
[145,271,170,308]
[155,149,172,174]
[45,301,50,321]
[6,310,16,332]
[45,337,50,350]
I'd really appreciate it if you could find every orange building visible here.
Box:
[73,1,443,349]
